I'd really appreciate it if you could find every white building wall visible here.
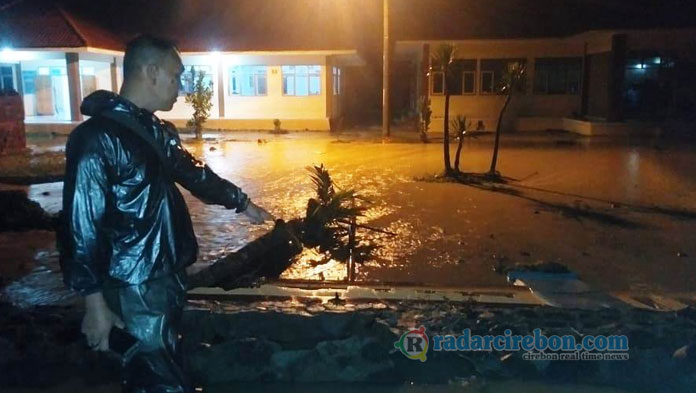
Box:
[78,59,112,98]
[159,53,330,129]
[13,50,345,130]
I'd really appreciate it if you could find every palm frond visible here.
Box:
[431,43,456,72]
[307,164,335,204]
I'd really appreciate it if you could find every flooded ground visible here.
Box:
[2,130,695,393]
[2,130,696,307]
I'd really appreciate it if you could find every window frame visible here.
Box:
[179,65,213,96]
[0,65,14,91]
[533,57,582,96]
[480,71,495,94]
[431,71,445,95]
[282,65,322,97]
[462,70,476,95]
[229,65,268,97]
[21,70,36,94]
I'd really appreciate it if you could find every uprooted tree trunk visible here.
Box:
[187,219,303,290]
[187,164,378,290]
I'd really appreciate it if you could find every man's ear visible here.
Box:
[145,64,159,85]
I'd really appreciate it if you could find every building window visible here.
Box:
[480,71,495,93]
[431,59,476,95]
[282,65,321,96]
[50,67,66,76]
[229,65,267,96]
[534,57,582,95]
[463,71,475,94]
[22,70,36,94]
[452,59,477,95]
[480,59,526,94]
[0,66,14,91]
[431,71,444,95]
[332,66,341,95]
[179,65,213,95]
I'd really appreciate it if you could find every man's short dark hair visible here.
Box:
[123,35,179,79]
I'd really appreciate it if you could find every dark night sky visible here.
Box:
[6,0,688,58]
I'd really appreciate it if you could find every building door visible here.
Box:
[50,68,69,119]
[623,53,675,119]
[34,75,55,115]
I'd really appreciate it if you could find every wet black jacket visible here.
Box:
[60,90,249,295]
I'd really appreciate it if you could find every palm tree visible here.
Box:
[431,44,458,175]
[489,61,525,176]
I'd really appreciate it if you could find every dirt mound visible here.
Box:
[0,190,57,232]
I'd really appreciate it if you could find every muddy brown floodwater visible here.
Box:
[2,131,696,307]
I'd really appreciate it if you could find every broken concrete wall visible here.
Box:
[0,95,26,154]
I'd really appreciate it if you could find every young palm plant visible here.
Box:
[304,164,374,264]
[450,114,470,173]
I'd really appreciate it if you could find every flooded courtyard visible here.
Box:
[2,130,696,306]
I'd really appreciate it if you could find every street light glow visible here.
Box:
[0,47,13,62]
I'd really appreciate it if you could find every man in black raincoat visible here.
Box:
[59,35,273,392]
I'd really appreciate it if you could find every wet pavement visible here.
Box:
[2,130,696,306]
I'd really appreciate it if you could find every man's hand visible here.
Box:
[243,201,274,224]
[82,292,125,351]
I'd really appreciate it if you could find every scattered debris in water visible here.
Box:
[189,164,385,289]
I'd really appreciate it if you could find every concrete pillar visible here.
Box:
[325,56,333,120]
[13,62,23,96]
[580,42,590,116]
[337,67,343,118]
[607,34,627,122]
[110,57,119,93]
[382,0,390,137]
[420,43,430,100]
[476,58,482,94]
[217,61,225,118]
[65,52,83,121]
[409,61,417,113]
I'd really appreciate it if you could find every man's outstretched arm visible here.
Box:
[167,131,273,223]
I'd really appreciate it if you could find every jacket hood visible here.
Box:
[80,90,140,117]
